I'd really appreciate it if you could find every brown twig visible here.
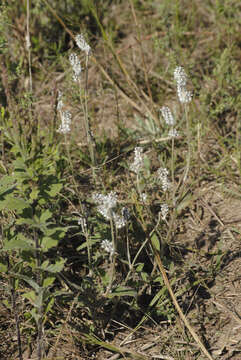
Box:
[152,248,215,360]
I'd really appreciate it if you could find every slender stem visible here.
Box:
[105,214,116,295]
[126,225,131,269]
[183,104,191,184]
[197,121,201,188]
[171,135,175,183]
[11,286,23,360]
[26,0,32,94]
[136,172,142,198]
[37,308,43,360]
[236,111,241,173]
[83,54,96,180]
[34,230,43,360]
[124,236,149,285]
[171,131,175,208]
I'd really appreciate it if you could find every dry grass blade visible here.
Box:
[81,333,149,360]
[153,249,215,360]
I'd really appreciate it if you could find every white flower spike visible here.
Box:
[75,34,91,55]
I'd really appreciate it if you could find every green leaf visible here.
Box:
[46,183,62,197]
[15,218,35,226]
[44,297,54,316]
[34,290,44,309]
[3,236,35,251]
[41,258,66,273]
[44,227,67,238]
[30,187,39,201]
[141,272,148,282]
[77,238,99,251]
[30,308,41,323]
[136,263,144,272]
[0,262,7,272]
[40,260,50,269]
[40,209,52,223]
[43,277,55,287]
[0,196,30,212]
[12,273,40,292]
[0,175,16,196]
[23,290,36,304]
[106,286,137,299]
[1,106,5,118]
[151,232,160,251]
[2,299,11,310]
[41,237,58,251]
[176,191,193,214]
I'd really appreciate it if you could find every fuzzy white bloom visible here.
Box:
[140,193,148,203]
[93,192,117,219]
[101,239,115,256]
[168,128,179,138]
[176,86,192,104]
[130,147,144,174]
[78,215,87,232]
[56,91,72,134]
[174,66,192,104]
[174,66,188,87]
[113,213,127,229]
[69,53,82,82]
[92,192,127,228]
[157,167,170,192]
[57,110,72,134]
[160,106,175,126]
[161,204,169,220]
[75,33,91,55]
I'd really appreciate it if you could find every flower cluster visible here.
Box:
[78,215,87,233]
[130,147,144,174]
[157,167,171,192]
[92,192,127,229]
[168,128,179,138]
[160,106,175,126]
[69,53,82,82]
[57,111,72,134]
[57,91,72,134]
[75,33,91,55]
[161,204,169,220]
[101,239,115,257]
[174,66,192,104]
[140,192,148,203]
[160,106,179,138]
[174,66,187,87]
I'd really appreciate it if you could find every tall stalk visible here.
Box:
[11,282,23,360]
[82,53,96,181]
[34,230,43,360]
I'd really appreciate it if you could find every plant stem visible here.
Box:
[83,54,96,181]
[105,215,116,295]
[26,0,32,94]
[11,286,23,360]
[183,104,191,184]
[34,230,43,360]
